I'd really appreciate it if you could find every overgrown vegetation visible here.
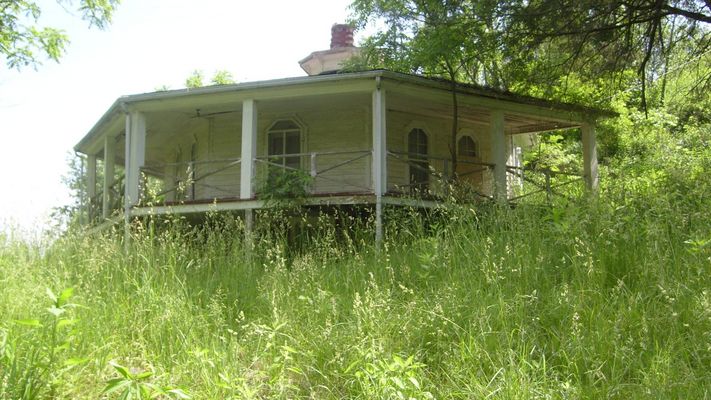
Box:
[3,1,709,398]
[1,108,709,397]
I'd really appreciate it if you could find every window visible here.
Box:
[407,128,429,190]
[267,120,301,171]
[458,135,477,157]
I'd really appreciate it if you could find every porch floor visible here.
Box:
[130,192,443,217]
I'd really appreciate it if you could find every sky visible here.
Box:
[0,0,363,234]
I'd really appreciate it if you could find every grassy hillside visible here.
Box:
[1,190,709,399]
[2,106,710,399]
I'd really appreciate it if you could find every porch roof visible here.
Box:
[74,69,616,155]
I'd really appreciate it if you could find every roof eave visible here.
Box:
[75,69,617,155]
[74,70,389,154]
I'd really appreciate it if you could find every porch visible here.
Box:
[76,71,607,238]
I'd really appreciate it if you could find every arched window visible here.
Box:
[458,135,477,158]
[407,128,429,190]
[267,120,302,171]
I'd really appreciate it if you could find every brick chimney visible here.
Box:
[299,24,360,76]
[330,24,354,48]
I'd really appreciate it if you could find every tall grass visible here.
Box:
[1,193,710,398]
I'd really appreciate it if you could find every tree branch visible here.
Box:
[661,5,711,23]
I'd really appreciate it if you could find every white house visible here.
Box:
[74,25,612,240]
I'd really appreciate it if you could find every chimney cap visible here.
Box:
[299,23,360,76]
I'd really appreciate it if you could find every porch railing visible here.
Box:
[132,151,582,207]
[138,150,374,205]
[387,150,495,200]
[86,174,124,222]
[254,150,373,196]
[139,157,242,203]
[506,165,585,202]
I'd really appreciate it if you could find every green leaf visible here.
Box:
[391,376,406,389]
[135,370,153,380]
[58,288,74,305]
[110,361,133,379]
[56,318,78,329]
[344,359,360,374]
[281,345,298,354]
[166,388,191,399]
[142,383,155,398]
[64,357,89,366]
[46,288,57,303]
[14,319,42,327]
[102,378,131,395]
[408,376,421,390]
[55,341,70,351]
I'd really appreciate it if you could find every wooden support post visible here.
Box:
[79,156,85,225]
[102,135,116,219]
[188,161,195,200]
[240,99,257,200]
[310,153,317,178]
[87,154,97,221]
[489,109,507,201]
[241,99,258,246]
[124,111,146,225]
[582,122,599,192]
[372,83,387,247]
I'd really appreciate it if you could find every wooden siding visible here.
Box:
[255,107,371,195]
[386,110,495,196]
[155,101,515,202]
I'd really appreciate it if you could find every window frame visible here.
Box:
[457,133,478,159]
[405,126,430,191]
[265,118,306,171]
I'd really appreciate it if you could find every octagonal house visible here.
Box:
[74,24,613,241]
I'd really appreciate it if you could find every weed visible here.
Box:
[102,361,190,399]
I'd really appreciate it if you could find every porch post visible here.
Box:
[581,121,599,192]
[124,111,146,223]
[489,109,507,201]
[240,99,258,199]
[87,154,97,221]
[241,99,258,246]
[372,84,387,245]
[102,135,116,219]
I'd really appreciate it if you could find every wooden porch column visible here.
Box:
[240,99,258,199]
[102,135,116,219]
[372,84,387,245]
[582,121,599,192]
[87,154,97,221]
[489,109,507,201]
[124,111,146,222]
[241,99,258,248]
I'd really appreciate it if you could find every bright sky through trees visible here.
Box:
[0,0,357,233]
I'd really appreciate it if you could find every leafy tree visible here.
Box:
[349,0,710,112]
[185,69,236,88]
[1,0,120,69]
[350,0,513,173]
[185,69,204,88]
[507,0,710,112]
[211,69,235,85]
